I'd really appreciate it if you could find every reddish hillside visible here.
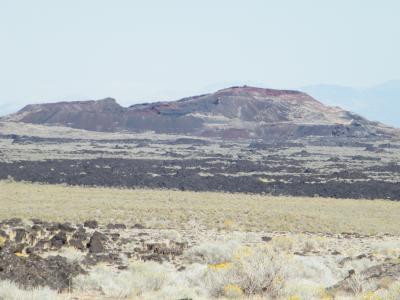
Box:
[3,86,396,139]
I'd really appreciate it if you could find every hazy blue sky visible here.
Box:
[1,0,399,117]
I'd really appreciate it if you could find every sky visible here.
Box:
[0,0,399,120]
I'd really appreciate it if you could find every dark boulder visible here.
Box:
[59,223,75,232]
[84,220,98,229]
[0,230,9,239]
[14,228,27,243]
[69,239,85,251]
[31,224,43,232]
[50,232,67,249]
[132,223,145,229]
[261,236,272,242]
[46,222,61,232]
[107,223,126,230]
[87,231,107,254]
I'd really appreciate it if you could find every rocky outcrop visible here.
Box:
[0,219,188,291]
[0,249,84,291]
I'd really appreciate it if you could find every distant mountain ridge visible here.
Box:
[2,86,398,139]
[301,80,400,127]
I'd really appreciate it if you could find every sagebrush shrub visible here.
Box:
[0,280,58,300]
[202,245,287,298]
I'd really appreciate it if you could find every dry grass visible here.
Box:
[1,181,400,234]
[0,280,58,300]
